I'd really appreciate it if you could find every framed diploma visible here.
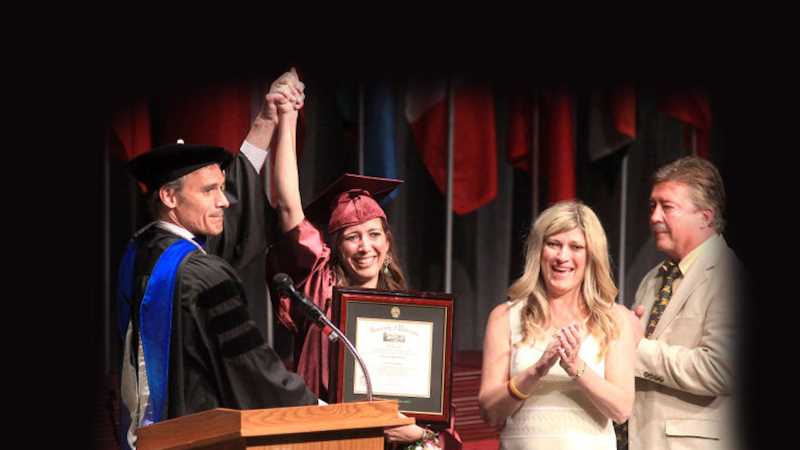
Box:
[331,287,454,424]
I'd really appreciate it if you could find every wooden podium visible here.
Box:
[136,400,414,450]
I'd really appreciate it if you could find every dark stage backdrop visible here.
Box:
[92,64,766,449]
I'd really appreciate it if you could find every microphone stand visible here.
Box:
[275,274,374,402]
[314,312,374,401]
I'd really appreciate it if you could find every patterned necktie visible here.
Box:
[614,260,682,450]
[645,260,682,338]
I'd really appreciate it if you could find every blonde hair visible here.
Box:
[330,218,407,291]
[507,201,619,358]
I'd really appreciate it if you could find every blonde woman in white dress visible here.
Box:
[479,201,634,450]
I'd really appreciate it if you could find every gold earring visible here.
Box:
[383,256,392,275]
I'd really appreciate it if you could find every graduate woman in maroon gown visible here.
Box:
[262,70,439,447]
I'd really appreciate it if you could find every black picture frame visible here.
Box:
[332,287,454,424]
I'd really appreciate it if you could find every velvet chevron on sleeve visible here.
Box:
[205,152,280,337]
[168,246,317,419]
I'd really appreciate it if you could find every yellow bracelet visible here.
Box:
[507,377,531,401]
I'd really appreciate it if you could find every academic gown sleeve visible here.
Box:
[168,251,316,418]
[205,151,279,335]
[266,219,336,397]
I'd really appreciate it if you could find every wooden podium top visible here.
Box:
[138,400,414,450]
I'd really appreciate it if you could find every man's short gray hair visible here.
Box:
[653,156,726,233]
[147,175,186,219]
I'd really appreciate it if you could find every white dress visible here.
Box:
[500,300,616,450]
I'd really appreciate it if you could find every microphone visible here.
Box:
[272,273,336,340]
[272,273,374,401]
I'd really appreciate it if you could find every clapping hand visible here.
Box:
[556,323,584,377]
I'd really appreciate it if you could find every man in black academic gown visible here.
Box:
[117,71,316,449]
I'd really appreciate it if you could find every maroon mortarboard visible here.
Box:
[304,173,403,234]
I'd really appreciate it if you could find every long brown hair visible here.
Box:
[329,218,407,291]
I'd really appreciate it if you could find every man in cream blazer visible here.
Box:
[628,156,744,450]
